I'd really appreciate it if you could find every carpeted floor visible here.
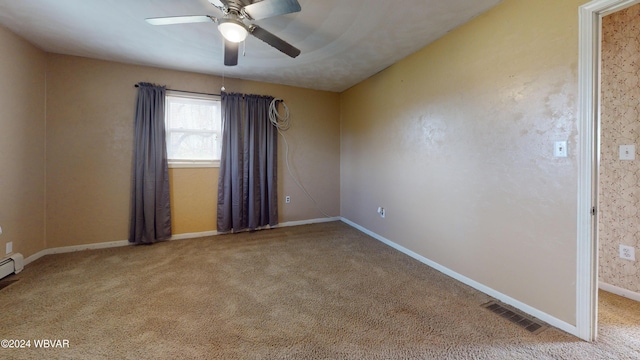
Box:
[1,221,639,359]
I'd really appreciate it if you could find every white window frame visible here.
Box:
[165,90,222,168]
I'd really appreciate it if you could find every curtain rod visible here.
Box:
[134,84,220,97]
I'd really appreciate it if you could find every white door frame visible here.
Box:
[577,0,640,342]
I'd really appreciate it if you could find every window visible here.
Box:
[165,91,222,167]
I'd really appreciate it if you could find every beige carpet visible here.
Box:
[1,221,638,359]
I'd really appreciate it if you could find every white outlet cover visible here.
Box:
[620,244,636,261]
[6,241,12,255]
[619,145,635,161]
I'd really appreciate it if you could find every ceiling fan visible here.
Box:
[146,0,302,66]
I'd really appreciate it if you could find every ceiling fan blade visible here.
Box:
[243,0,301,20]
[224,40,239,66]
[250,25,300,58]
[146,15,215,26]
[208,0,228,10]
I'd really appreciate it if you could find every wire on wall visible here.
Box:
[269,98,332,218]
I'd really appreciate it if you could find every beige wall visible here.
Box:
[340,0,587,324]
[45,55,340,249]
[600,4,640,293]
[0,26,47,259]
[169,168,218,235]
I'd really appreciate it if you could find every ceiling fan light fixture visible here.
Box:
[218,18,248,43]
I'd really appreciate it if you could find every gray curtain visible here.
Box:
[129,83,172,244]
[217,93,277,232]
[217,93,245,231]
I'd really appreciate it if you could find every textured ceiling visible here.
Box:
[0,0,502,92]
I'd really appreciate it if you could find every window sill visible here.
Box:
[168,161,220,169]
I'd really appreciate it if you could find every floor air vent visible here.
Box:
[481,301,548,334]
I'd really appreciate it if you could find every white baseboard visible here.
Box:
[340,217,578,338]
[599,282,640,302]
[25,239,131,266]
[169,230,219,241]
[24,217,341,266]
[276,216,341,228]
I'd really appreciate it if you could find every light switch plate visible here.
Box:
[554,141,568,158]
[619,145,635,161]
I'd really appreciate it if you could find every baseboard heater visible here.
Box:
[0,253,24,280]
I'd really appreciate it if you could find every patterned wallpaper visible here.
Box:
[599,4,640,293]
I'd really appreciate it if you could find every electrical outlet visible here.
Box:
[6,241,12,255]
[285,196,291,204]
[620,245,636,261]
[377,207,385,218]
[619,145,636,161]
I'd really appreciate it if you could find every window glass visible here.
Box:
[165,91,221,167]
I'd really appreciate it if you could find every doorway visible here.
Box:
[578,0,640,342]
[598,3,640,301]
